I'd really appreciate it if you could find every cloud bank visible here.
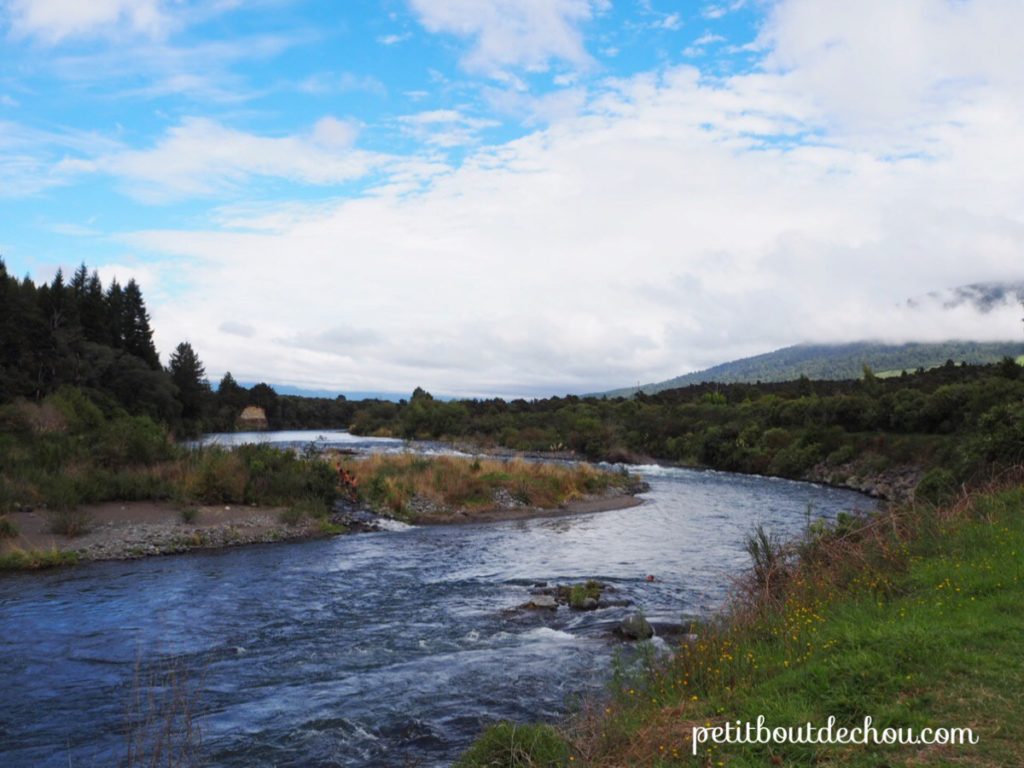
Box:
[12,0,1024,396]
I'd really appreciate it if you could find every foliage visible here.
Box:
[915,467,958,506]
[0,515,17,539]
[341,453,634,521]
[567,580,604,609]
[46,508,93,537]
[0,387,337,517]
[0,547,79,570]
[346,364,1024,488]
[168,341,211,429]
[455,722,572,768]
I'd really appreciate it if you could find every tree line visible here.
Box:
[0,259,346,435]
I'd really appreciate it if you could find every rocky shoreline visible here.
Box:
[1,502,334,565]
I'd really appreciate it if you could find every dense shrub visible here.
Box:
[915,468,958,506]
[96,415,174,467]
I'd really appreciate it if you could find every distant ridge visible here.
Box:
[601,341,1024,397]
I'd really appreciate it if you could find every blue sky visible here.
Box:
[2,1,1023,397]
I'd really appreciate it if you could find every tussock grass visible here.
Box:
[340,453,634,520]
[46,507,93,537]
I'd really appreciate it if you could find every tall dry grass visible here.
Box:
[340,453,631,518]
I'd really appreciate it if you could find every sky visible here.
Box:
[1,0,1023,398]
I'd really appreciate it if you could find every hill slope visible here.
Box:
[602,340,1024,396]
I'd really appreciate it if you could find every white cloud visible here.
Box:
[408,0,606,76]
[397,109,499,148]
[376,32,410,46]
[0,119,117,196]
[5,0,172,43]
[758,0,1024,137]
[61,117,387,202]
[86,0,1024,395]
[655,12,682,31]
[702,1,746,20]
[693,32,725,46]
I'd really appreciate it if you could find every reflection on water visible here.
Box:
[0,434,873,767]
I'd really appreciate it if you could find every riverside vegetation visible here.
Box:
[457,473,1024,767]
[332,452,643,523]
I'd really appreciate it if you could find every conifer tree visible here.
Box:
[168,341,210,422]
[121,279,160,369]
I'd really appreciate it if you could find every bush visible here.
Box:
[915,468,958,506]
[0,516,17,539]
[767,442,821,478]
[42,475,82,511]
[184,449,248,504]
[50,387,105,434]
[96,416,174,467]
[47,508,92,537]
[455,722,571,768]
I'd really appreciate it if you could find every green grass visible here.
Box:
[0,547,79,570]
[595,487,1024,766]
[455,722,571,768]
[567,580,604,609]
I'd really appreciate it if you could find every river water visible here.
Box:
[0,431,872,767]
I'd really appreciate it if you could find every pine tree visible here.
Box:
[106,279,124,348]
[121,279,160,369]
[168,341,210,422]
[79,270,108,344]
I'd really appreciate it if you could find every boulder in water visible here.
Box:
[618,613,653,640]
[524,595,558,610]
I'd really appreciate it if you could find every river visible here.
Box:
[0,431,873,767]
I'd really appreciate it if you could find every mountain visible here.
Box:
[601,340,1024,397]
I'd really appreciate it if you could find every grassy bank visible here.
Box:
[336,453,642,522]
[459,472,1024,767]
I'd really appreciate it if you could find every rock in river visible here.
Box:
[523,595,558,610]
[618,613,653,640]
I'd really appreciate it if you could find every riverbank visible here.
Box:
[0,453,648,568]
[458,472,1024,766]
[449,439,921,503]
[0,501,334,568]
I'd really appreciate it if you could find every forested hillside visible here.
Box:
[602,341,1024,397]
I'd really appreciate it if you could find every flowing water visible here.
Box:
[0,431,873,767]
